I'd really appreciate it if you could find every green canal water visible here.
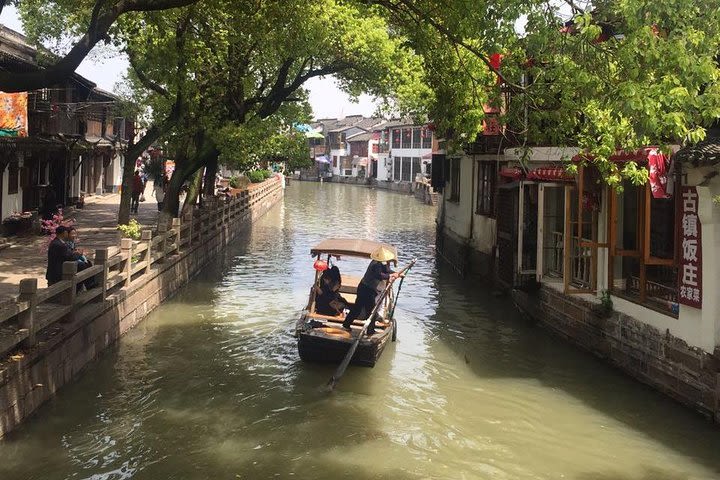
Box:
[2,182,720,479]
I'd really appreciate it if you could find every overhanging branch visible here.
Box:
[0,0,200,92]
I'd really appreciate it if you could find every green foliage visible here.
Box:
[117,219,141,240]
[714,195,720,205]
[247,171,266,183]
[228,176,240,189]
[143,157,165,183]
[373,0,720,187]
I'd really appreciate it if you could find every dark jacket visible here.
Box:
[360,260,394,293]
[315,286,349,316]
[46,237,78,284]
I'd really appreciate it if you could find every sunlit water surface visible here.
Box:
[2,182,720,480]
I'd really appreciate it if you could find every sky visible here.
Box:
[0,5,376,120]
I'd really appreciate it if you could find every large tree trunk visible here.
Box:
[182,169,204,216]
[162,136,219,218]
[117,118,180,224]
[202,154,218,198]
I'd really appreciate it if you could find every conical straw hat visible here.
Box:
[371,246,396,262]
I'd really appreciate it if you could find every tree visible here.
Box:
[369,0,720,186]
[114,0,428,217]
[6,0,202,92]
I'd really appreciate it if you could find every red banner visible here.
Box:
[677,186,702,309]
[0,92,28,137]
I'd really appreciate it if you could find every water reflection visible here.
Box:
[1,182,720,480]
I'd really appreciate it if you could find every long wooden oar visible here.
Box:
[326,259,416,390]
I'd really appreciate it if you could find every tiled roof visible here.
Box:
[673,137,720,167]
[347,132,374,142]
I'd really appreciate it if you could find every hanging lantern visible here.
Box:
[313,259,328,271]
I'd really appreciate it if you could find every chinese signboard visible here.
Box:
[678,186,702,309]
[0,92,28,137]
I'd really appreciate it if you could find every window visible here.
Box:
[401,157,412,182]
[7,161,18,194]
[333,156,338,168]
[609,179,678,315]
[449,158,460,202]
[412,128,421,148]
[393,157,401,180]
[401,128,412,148]
[475,162,497,215]
[391,129,401,149]
[422,128,432,149]
[411,157,421,181]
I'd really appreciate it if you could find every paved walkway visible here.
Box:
[0,184,162,305]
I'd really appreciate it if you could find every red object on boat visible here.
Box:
[313,259,328,271]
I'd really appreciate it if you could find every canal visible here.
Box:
[2,182,720,479]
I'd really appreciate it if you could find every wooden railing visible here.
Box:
[0,178,282,359]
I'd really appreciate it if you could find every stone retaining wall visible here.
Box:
[0,179,283,438]
[512,285,720,422]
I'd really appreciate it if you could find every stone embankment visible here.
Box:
[0,178,284,438]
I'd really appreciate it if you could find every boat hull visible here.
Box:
[296,317,394,367]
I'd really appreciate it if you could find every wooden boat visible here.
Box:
[295,238,398,367]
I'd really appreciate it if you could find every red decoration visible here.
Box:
[313,259,328,272]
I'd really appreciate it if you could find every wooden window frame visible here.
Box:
[607,169,679,309]
[449,158,461,203]
[475,161,497,216]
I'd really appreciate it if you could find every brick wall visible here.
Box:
[513,285,720,422]
[0,182,284,438]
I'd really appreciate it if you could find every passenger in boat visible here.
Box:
[342,247,400,335]
[315,266,349,316]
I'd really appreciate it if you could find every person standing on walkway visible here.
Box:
[153,175,166,212]
[342,247,401,336]
[46,226,77,286]
[131,171,145,214]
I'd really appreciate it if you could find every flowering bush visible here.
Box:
[40,209,75,251]
[117,219,141,240]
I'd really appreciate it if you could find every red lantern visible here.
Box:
[313,259,328,271]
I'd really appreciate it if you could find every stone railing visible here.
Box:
[0,178,281,361]
[413,178,437,206]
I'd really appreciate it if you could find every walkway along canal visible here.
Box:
[3,182,720,479]
[0,178,284,439]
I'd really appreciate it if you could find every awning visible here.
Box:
[572,147,661,164]
[527,167,574,182]
[499,166,523,179]
[315,155,330,164]
[85,135,113,148]
[305,131,324,139]
[352,157,368,167]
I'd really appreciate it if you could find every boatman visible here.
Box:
[342,246,402,336]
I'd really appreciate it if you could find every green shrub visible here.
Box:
[262,169,273,179]
[229,176,240,189]
[247,170,265,183]
[117,219,141,240]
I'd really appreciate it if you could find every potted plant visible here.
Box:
[2,211,33,236]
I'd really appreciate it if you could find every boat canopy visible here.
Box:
[310,238,397,260]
